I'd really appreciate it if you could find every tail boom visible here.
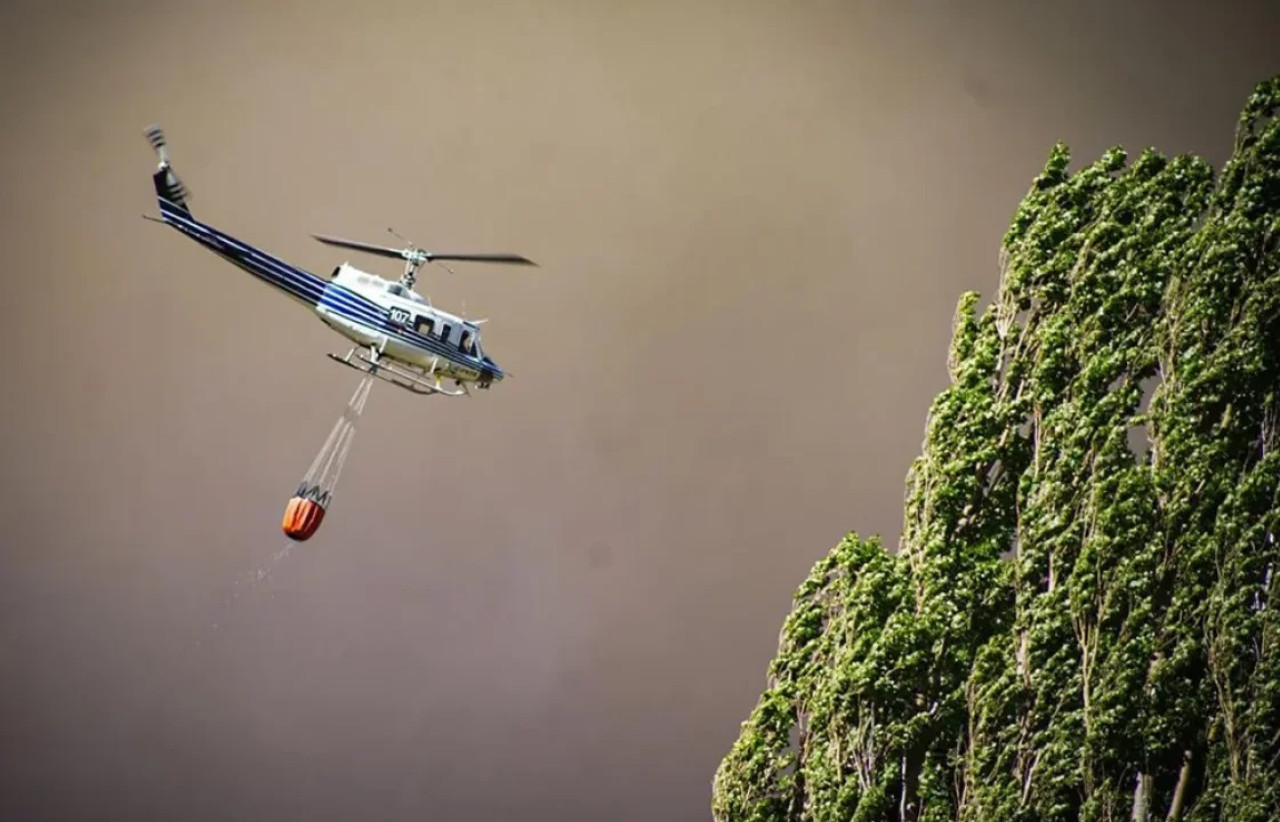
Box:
[155,198,328,309]
[145,125,327,307]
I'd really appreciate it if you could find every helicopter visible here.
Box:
[141,124,537,397]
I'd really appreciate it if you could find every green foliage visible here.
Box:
[712,76,1280,822]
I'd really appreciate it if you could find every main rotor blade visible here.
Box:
[423,253,537,266]
[313,234,538,267]
[312,234,409,260]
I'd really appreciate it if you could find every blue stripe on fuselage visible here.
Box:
[156,198,504,379]
[313,290,501,377]
[158,199,325,304]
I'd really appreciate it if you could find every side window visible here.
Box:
[414,315,435,336]
[440,323,453,345]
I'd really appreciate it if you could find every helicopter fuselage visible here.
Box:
[153,194,504,391]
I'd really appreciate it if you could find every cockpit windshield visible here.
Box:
[460,328,481,357]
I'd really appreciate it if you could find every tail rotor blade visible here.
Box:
[168,171,191,204]
[144,124,168,164]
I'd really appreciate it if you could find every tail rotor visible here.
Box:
[144,124,192,210]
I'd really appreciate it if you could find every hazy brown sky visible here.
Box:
[2,1,1276,819]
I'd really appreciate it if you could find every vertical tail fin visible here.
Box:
[144,124,193,215]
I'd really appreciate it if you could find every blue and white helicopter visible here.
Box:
[142,125,537,397]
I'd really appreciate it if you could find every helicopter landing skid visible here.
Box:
[326,347,468,397]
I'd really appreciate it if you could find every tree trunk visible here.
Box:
[1165,751,1193,821]
[900,742,929,822]
[1131,771,1151,822]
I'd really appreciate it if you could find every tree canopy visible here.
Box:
[711,75,1280,822]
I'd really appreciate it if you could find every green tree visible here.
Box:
[712,75,1280,822]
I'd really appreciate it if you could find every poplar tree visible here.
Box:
[711,75,1280,822]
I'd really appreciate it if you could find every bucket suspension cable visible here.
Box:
[283,373,375,543]
[322,379,373,492]
[312,375,373,496]
[302,376,367,485]
[301,374,373,492]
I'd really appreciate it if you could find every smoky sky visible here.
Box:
[1,1,1277,820]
